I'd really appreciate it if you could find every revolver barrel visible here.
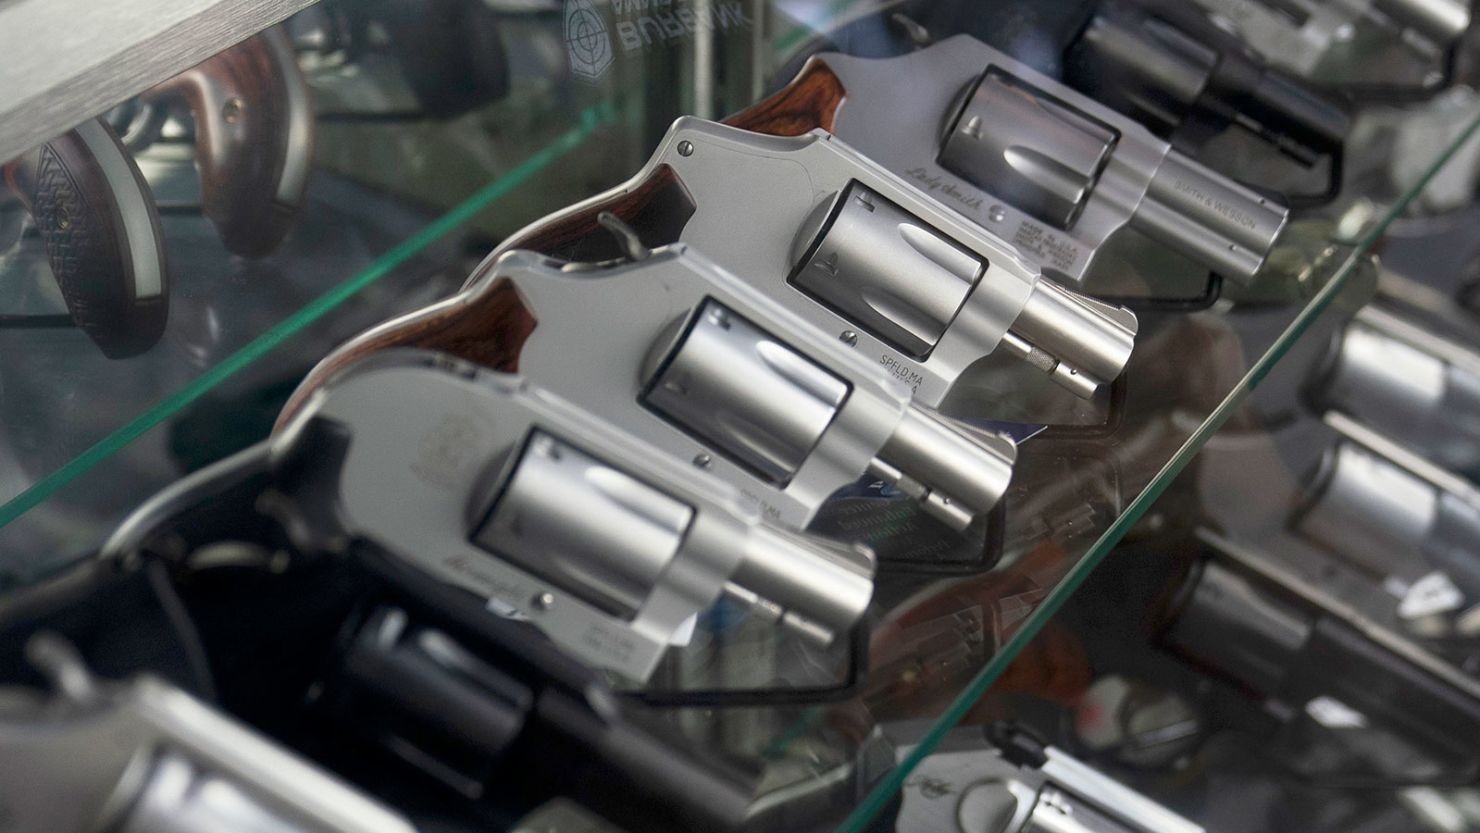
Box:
[1134,151,1287,283]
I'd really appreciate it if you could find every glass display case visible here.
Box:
[2,1,1480,832]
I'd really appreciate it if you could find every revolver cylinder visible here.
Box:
[642,300,849,484]
[792,183,983,359]
[637,292,1016,532]
[1296,440,1480,597]
[939,71,1116,229]
[938,67,1287,284]
[790,180,1136,398]
[1311,307,1480,474]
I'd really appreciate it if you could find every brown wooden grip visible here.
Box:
[498,165,690,260]
[147,28,313,258]
[281,166,690,428]
[4,119,169,358]
[722,58,846,136]
[278,279,536,428]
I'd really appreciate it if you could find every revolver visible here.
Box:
[1293,412,1480,602]
[274,348,875,682]
[889,722,1203,833]
[1065,0,1352,204]
[1308,304,1480,476]
[1164,541,1480,782]
[285,240,1018,537]
[2,117,170,358]
[0,635,415,833]
[139,27,313,257]
[732,35,1290,293]
[495,116,1138,403]
[1185,0,1471,95]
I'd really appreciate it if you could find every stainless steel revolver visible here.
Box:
[1309,304,1480,475]
[278,348,875,682]
[0,634,415,833]
[1187,0,1470,93]
[490,117,1137,403]
[287,238,1018,537]
[1294,412,1480,602]
[731,35,1290,293]
[890,722,1204,833]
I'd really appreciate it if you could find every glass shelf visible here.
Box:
[3,3,1479,833]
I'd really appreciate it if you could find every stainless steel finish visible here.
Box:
[0,638,415,833]
[119,754,310,833]
[1295,414,1480,596]
[0,0,317,164]
[443,245,1014,532]
[1297,442,1439,577]
[820,37,1289,287]
[1374,0,1472,44]
[1198,527,1480,705]
[1135,152,1285,283]
[891,729,1203,833]
[644,300,849,484]
[792,183,984,359]
[939,71,1116,229]
[491,118,1135,404]
[475,432,695,619]
[1036,749,1202,833]
[1191,0,1469,77]
[874,407,1018,530]
[1315,306,1480,474]
[275,348,874,680]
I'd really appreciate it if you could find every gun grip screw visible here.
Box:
[222,97,244,124]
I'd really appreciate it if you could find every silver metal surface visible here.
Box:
[475,432,694,619]
[440,245,1013,532]
[891,730,1203,833]
[939,71,1116,229]
[820,37,1289,287]
[265,26,313,207]
[792,183,984,359]
[1297,441,1440,577]
[1315,306,1480,474]
[77,118,165,300]
[0,0,317,164]
[1191,0,1469,77]
[492,117,1135,404]
[1296,414,1480,597]
[276,348,874,681]
[0,641,414,833]
[1198,528,1480,704]
[644,300,849,484]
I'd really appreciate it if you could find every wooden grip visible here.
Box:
[278,279,537,427]
[148,28,313,258]
[722,58,846,136]
[498,165,692,260]
[4,118,169,358]
[281,60,843,422]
